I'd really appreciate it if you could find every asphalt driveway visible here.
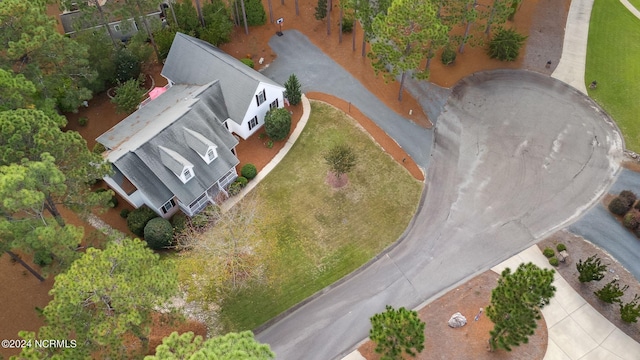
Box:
[256,68,622,359]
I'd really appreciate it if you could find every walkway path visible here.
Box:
[621,0,640,18]
[552,0,595,94]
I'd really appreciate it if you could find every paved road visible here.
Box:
[261,30,434,168]
[569,169,640,281]
[256,68,622,359]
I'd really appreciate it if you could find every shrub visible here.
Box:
[487,27,527,61]
[284,74,302,106]
[127,206,159,237]
[120,209,131,219]
[241,164,258,179]
[93,143,106,154]
[199,1,234,46]
[241,58,254,68]
[543,248,555,258]
[324,144,357,177]
[620,295,640,323]
[96,188,118,208]
[144,218,174,250]
[171,212,188,235]
[556,243,567,252]
[266,139,274,148]
[609,196,631,216]
[112,79,144,114]
[341,16,354,33]
[115,49,142,83]
[264,108,292,141]
[623,211,639,229]
[153,28,177,61]
[441,47,456,65]
[595,279,628,304]
[235,0,266,26]
[315,0,327,20]
[548,257,559,267]
[34,250,53,267]
[78,117,88,126]
[577,255,607,283]
[236,176,248,187]
[228,181,242,196]
[619,190,637,205]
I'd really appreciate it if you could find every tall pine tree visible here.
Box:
[370,305,425,358]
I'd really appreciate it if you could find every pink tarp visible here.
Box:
[148,87,167,100]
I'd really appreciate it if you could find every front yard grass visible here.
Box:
[586,0,640,152]
[214,102,423,331]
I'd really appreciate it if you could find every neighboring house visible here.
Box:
[162,33,286,140]
[96,33,286,218]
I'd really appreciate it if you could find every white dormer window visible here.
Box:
[183,168,193,181]
[205,147,218,163]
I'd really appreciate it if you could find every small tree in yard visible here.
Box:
[609,196,632,215]
[284,74,302,105]
[369,305,425,359]
[112,79,144,114]
[144,217,174,250]
[487,263,556,352]
[264,108,292,141]
[595,279,628,304]
[487,27,527,62]
[324,144,357,180]
[620,294,640,323]
[315,0,327,20]
[576,255,607,283]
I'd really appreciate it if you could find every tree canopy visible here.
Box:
[18,238,179,359]
[370,305,425,359]
[146,331,275,359]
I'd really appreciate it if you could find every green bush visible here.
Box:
[556,243,567,252]
[315,0,327,20]
[623,211,639,229]
[341,16,354,33]
[115,49,142,83]
[548,257,559,267]
[609,196,631,216]
[441,47,457,65]
[171,212,188,235]
[235,0,266,26]
[127,206,159,237]
[199,1,234,46]
[236,176,248,187]
[620,190,637,205]
[264,108,292,141]
[34,250,53,267]
[284,74,302,106]
[96,188,118,208]
[78,117,88,126]
[241,58,254,68]
[487,27,527,61]
[120,208,131,219]
[144,218,174,250]
[620,295,640,323]
[241,163,258,179]
[153,27,177,61]
[93,143,106,154]
[228,181,242,196]
[112,79,145,114]
[543,248,555,258]
[595,279,627,304]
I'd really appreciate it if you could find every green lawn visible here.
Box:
[209,102,423,331]
[628,0,640,11]
[586,0,640,151]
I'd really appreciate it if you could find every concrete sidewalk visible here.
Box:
[492,246,640,360]
[551,0,595,94]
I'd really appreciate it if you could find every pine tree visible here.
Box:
[486,263,556,352]
[147,331,275,359]
[324,144,357,179]
[315,0,327,20]
[595,279,628,304]
[576,255,607,283]
[284,74,302,105]
[369,305,425,359]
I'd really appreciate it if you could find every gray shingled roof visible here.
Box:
[161,32,283,125]
[100,82,239,209]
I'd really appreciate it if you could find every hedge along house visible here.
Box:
[96,33,285,218]
[161,33,286,140]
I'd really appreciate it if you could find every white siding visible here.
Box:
[230,82,285,140]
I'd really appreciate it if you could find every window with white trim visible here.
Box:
[113,24,121,32]
[255,89,266,106]
[205,147,218,163]
[161,199,176,214]
[248,116,258,130]
[183,168,193,181]
[269,98,279,110]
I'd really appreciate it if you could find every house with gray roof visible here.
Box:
[96,33,285,218]
[162,32,285,140]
